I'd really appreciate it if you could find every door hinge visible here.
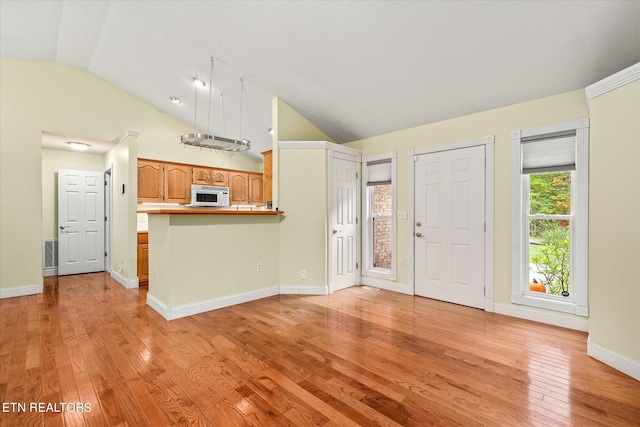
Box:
[356,218,358,224]
[414,155,418,162]
[105,216,107,221]
[484,222,486,232]
[104,252,107,257]
[356,262,359,269]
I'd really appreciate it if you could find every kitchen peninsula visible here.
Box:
[141,208,284,320]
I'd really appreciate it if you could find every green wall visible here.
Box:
[0,60,259,291]
[588,79,640,364]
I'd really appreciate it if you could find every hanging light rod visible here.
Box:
[180,134,250,151]
[180,57,250,153]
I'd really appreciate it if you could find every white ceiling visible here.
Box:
[2,1,639,161]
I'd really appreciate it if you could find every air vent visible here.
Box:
[43,239,58,269]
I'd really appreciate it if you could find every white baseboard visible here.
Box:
[494,303,589,332]
[360,277,412,295]
[279,285,327,295]
[43,268,58,277]
[146,293,171,320]
[484,297,494,313]
[148,286,280,321]
[0,281,43,299]
[110,271,139,289]
[587,336,640,381]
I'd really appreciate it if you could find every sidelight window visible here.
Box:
[363,153,396,280]
[511,120,589,316]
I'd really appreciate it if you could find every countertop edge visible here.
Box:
[138,209,284,215]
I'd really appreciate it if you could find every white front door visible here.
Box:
[414,146,485,308]
[330,156,359,292]
[58,169,105,275]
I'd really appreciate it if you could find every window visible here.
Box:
[511,120,589,316]
[363,153,396,280]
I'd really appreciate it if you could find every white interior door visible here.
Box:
[414,146,485,308]
[330,155,359,292]
[58,169,105,275]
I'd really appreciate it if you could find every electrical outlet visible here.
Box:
[257,263,263,272]
[399,259,405,268]
[300,270,307,280]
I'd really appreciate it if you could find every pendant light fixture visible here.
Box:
[180,57,251,153]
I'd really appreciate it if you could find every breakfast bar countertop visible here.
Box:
[139,208,284,215]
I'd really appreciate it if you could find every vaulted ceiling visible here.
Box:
[2,1,639,160]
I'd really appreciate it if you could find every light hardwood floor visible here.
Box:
[1,272,638,426]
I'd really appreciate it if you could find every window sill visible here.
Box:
[363,269,396,281]
[512,293,587,317]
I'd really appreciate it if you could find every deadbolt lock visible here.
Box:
[416,221,422,227]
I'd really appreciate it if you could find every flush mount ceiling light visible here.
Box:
[192,76,206,88]
[169,96,182,104]
[67,141,90,151]
[180,57,251,154]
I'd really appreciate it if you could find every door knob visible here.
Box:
[60,225,68,230]
[333,229,338,234]
[415,232,423,237]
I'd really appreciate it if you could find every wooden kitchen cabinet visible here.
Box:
[229,171,249,205]
[192,167,211,185]
[138,160,163,202]
[249,173,264,205]
[211,169,229,187]
[192,167,229,187]
[163,163,192,204]
[139,158,258,205]
[262,150,272,202]
[137,232,149,283]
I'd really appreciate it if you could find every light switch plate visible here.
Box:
[397,211,408,220]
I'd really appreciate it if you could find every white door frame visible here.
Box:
[104,165,113,273]
[57,169,106,275]
[408,135,495,311]
[327,148,362,294]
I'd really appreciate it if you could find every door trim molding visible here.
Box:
[327,150,361,294]
[408,135,494,311]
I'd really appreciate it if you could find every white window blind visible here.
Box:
[366,160,392,186]
[522,132,576,174]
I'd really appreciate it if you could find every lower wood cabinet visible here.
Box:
[137,232,148,283]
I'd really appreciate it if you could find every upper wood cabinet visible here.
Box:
[262,150,273,202]
[211,169,229,187]
[163,163,192,204]
[138,160,163,202]
[229,171,249,205]
[249,173,264,205]
[192,167,229,187]
[192,167,211,185]
[138,158,261,205]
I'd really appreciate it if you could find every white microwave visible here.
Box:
[188,185,229,207]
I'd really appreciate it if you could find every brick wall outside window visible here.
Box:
[373,185,392,269]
